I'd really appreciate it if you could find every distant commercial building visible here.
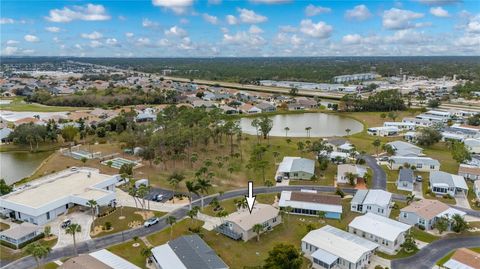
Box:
[0,167,119,225]
[333,73,377,83]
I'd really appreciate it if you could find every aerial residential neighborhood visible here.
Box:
[1,1,480,269]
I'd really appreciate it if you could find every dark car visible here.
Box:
[61,219,72,229]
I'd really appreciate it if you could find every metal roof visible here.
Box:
[398,168,414,183]
[430,171,468,190]
[89,249,141,269]
[348,213,411,242]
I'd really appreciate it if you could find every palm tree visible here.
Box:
[24,242,51,269]
[65,223,81,256]
[272,151,280,163]
[166,216,177,239]
[140,246,153,264]
[216,210,229,224]
[235,197,248,210]
[284,127,290,137]
[305,126,312,137]
[451,214,469,233]
[187,208,198,225]
[406,194,416,205]
[253,223,263,242]
[372,139,381,156]
[345,172,358,186]
[186,180,200,210]
[86,199,98,222]
[345,128,351,136]
[196,178,212,208]
[317,211,326,222]
[168,172,185,204]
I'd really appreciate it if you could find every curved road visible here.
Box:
[1,185,476,269]
[361,155,386,190]
[391,235,480,269]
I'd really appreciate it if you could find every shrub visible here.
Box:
[335,188,345,198]
[105,222,112,230]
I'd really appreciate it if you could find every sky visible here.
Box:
[1,0,479,57]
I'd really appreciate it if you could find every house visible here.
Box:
[295,97,318,109]
[301,225,378,269]
[216,203,281,241]
[348,213,411,254]
[279,190,342,219]
[399,199,466,230]
[367,126,399,137]
[255,102,276,113]
[324,138,350,152]
[239,103,261,114]
[0,127,12,144]
[0,167,119,225]
[397,168,415,192]
[151,234,229,269]
[0,222,41,248]
[351,189,392,217]
[464,138,480,154]
[404,131,417,142]
[219,105,239,115]
[389,156,440,172]
[386,141,423,157]
[276,157,315,180]
[192,100,217,109]
[402,117,433,128]
[60,249,141,269]
[336,164,367,185]
[287,102,305,111]
[429,171,468,196]
[383,121,416,131]
[474,181,480,200]
[443,248,480,269]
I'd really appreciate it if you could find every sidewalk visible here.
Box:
[196,213,222,231]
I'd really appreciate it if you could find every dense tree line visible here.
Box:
[340,90,406,112]
[453,80,480,96]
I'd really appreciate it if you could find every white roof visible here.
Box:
[443,259,476,269]
[89,249,141,269]
[437,208,467,219]
[278,191,342,214]
[226,203,279,231]
[151,244,187,269]
[302,225,378,264]
[362,190,392,207]
[430,171,468,190]
[277,156,315,174]
[348,213,411,242]
[311,248,339,265]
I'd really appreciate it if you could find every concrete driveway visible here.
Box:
[454,192,471,209]
[49,211,93,249]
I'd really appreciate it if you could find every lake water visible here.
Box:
[240,113,363,137]
[0,151,52,185]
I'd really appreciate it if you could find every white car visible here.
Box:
[144,217,159,227]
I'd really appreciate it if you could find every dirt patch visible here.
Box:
[119,216,126,220]
[134,211,154,220]
[129,221,142,228]
[90,225,114,236]
[43,235,57,241]
[164,197,189,205]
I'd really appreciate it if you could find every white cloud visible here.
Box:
[6,40,19,45]
[385,29,430,44]
[45,3,110,23]
[75,44,83,50]
[299,19,333,38]
[345,5,372,21]
[203,13,218,24]
[249,0,290,3]
[89,40,103,48]
[430,6,449,17]
[81,31,103,40]
[223,31,266,46]
[151,0,194,14]
[136,37,151,46]
[45,26,61,32]
[179,37,195,50]
[22,49,35,55]
[305,4,331,17]
[226,15,238,25]
[24,34,40,42]
[2,46,18,55]
[382,8,425,30]
[0,18,15,24]
[125,32,134,38]
[165,25,187,37]
[249,25,264,34]
[106,38,119,46]
[157,38,170,46]
[142,18,159,28]
[455,33,480,47]
[466,15,480,33]
[279,25,296,32]
[237,8,268,24]
[342,34,362,44]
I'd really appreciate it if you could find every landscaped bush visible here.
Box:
[104,222,112,230]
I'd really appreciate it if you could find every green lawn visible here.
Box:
[0,222,10,232]
[108,239,147,269]
[0,236,58,263]
[411,228,439,243]
[0,97,81,112]
[382,166,412,196]
[376,248,418,260]
[91,207,166,238]
[421,174,456,205]
[43,262,59,269]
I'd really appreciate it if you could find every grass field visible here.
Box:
[0,236,58,263]
[0,97,80,112]
[108,239,148,268]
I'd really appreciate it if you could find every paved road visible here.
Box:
[361,155,386,190]
[391,235,480,269]
[0,185,475,269]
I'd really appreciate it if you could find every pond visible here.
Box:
[0,151,52,185]
[240,112,363,138]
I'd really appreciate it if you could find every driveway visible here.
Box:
[454,192,471,209]
[361,155,386,190]
[50,211,93,249]
[412,181,423,198]
[391,235,480,269]
[116,189,186,213]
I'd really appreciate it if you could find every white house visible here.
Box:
[474,181,480,200]
[60,249,141,269]
[0,167,119,225]
[464,138,480,154]
[443,248,480,269]
[336,164,367,185]
[279,190,342,219]
[459,164,480,181]
[367,126,399,137]
[402,117,433,128]
[302,225,378,269]
[151,234,229,269]
[276,157,315,180]
[348,213,411,254]
[383,121,416,131]
[389,156,440,172]
[351,189,392,217]
[429,171,468,196]
[397,168,415,192]
[386,141,423,157]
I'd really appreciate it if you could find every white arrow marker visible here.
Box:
[245,181,256,214]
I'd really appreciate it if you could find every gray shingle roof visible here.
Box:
[169,235,229,269]
[398,168,414,183]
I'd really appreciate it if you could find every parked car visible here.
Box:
[152,194,164,202]
[61,219,72,229]
[144,217,159,227]
[416,175,423,182]
[275,176,283,182]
